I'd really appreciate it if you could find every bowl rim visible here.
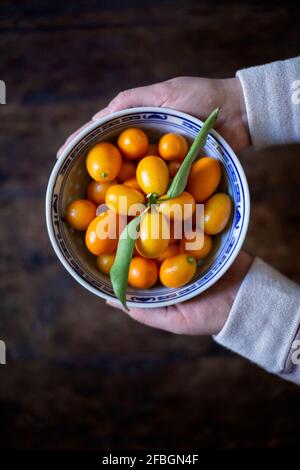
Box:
[46,106,250,308]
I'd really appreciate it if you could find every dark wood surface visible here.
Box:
[0,0,300,449]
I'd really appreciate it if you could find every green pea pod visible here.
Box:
[166,108,219,199]
[110,209,148,310]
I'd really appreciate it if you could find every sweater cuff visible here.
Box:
[236,57,300,147]
[214,258,300,374]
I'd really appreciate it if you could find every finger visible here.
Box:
[106,300,175,331]
[57,142,68,159]
[93,83,166,120]
[56,121,93,159]
[106,300,128,313]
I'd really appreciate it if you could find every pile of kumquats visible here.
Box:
[65,126,232,294]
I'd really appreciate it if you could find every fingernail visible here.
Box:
[93,107,110,120]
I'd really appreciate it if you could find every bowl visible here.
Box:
[46,107,250,308]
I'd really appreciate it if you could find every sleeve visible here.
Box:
[214,258,300,384]
[236,56,300,147]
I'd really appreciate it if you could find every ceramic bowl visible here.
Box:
[46,107,250,308]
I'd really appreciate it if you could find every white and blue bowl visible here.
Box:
[46,107,250,308]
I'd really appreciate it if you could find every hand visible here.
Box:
[108,251,253,336]
[58,76,250,157]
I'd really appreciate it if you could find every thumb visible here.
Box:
[93,82,167,120]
